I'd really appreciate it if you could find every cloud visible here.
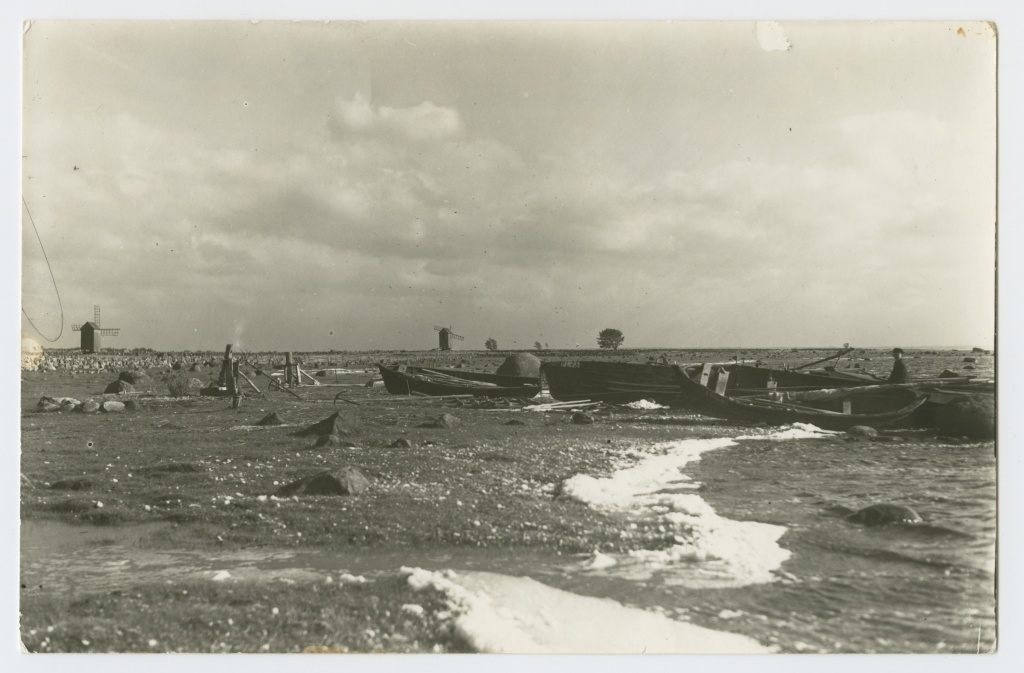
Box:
[332,92,464,141]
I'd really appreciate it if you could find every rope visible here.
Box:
[21,197,65,342]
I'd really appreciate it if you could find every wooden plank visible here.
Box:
[238,369,262,394]
[843,400,853,415]
[699,363,713,387]
[298,367,320,385]
[714,369,730,396]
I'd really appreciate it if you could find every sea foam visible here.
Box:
[560,437,790,587]
[403,567,768,653]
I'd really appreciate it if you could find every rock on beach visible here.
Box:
[275,468,371,497]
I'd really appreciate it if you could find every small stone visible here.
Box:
[256,412,284,426]
[504,419,527,426]
[79,400,101,413]
[389,438,413,448]
[313,434,356,449]
[101,401,126,413]
[847,425,878,437]
[571,412,594,425]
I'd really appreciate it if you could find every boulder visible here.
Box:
[257,412,285,426]
[389,438,413,448]
[101,400,126,413]
[36,397,62,412]
[79,400,101,413]
[938,369,961,378]
[847,425,878,437]
[962,357,977,363]
[571,412,594,425]
[104,380,135,395]
[118,370,147,384]
[275,468,371,497]
[291,412,358,438]
[496,353,542,378]
[936,394,995,440]
[420,413,459,429]
[846,504,922,526]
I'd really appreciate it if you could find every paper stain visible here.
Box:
[21,335,44,370]
[756,21,792,52]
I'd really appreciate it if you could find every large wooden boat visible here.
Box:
[541,360,868,408]
[671,365,929,429]
[377,364,542,398]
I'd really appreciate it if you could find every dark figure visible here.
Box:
[889,348,912,384]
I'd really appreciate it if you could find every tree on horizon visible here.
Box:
[485,338,498,351]
[598,328,625,350]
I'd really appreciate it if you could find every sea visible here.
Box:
[20,353,999,655]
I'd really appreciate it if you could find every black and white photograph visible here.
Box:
[12,5,1012,662]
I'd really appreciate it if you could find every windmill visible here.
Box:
[72,305,120,353]
[434,325,464,351]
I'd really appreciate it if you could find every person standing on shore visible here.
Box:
[889,348,912,384]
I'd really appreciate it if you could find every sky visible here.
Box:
[19,19,997,352]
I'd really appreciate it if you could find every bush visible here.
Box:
[166,371,192,397]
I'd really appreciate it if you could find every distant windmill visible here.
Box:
[72,305,120,353]
[434,325,464,351]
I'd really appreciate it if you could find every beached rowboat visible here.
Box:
[377,364,542,398]
[541,360,869,408]
[671,364,929,429]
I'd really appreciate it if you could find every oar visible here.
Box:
[792,346,855,371]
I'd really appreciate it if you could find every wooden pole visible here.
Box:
[238,369,262,393]
[285,352,293,387]
[257,369,303,400]
[219,344,233,387]
[793,347,855,371]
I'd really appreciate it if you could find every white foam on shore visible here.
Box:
[560,437,790,587]
[403,567,768,653]
[737,422,840,440]
[625,399,667,410]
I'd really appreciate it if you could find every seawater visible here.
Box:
[540,429,997,654]
[21,431,997,654]
[682,431,997,653]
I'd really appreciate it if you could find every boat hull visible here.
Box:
[377,365,541,398]
[541,361,869,408]
[672,365,929,430]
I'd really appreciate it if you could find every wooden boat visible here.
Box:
[377,364,542,398]
[541,360,869,408]
[541,361,699,406]
[671,365,929,429]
